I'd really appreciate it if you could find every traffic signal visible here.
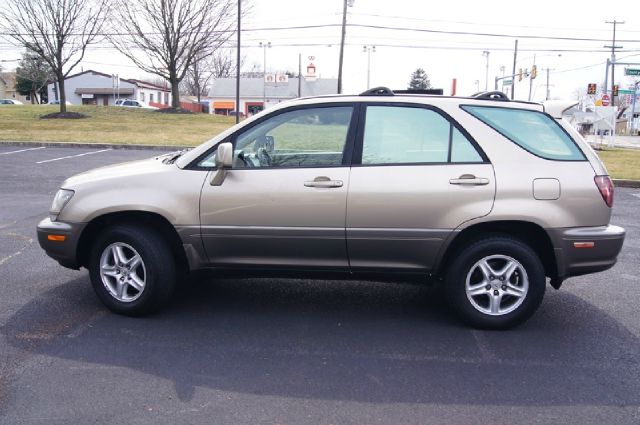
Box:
[531,65,538,79]
[613,84,619,96]
[518,68,523,82]
[587,83,597,95]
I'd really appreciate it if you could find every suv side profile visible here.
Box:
[37,89,625,329]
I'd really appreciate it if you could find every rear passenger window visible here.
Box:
[462,106,585,161]
[361,106,483,165]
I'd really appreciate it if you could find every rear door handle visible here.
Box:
[449,174,490,186]
[304,176,344,188]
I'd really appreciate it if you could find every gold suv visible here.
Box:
[37,89,625,329]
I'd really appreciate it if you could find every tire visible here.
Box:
[88,223,176,316]
[444,235,546,330]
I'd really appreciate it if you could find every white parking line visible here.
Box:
[0,146,46,156]
[36,149,112,164]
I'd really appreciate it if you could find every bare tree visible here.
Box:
[110,0,236,110]
[0,0,108,113]
[182,49,242,102]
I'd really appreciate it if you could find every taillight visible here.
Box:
[594,175,614,207]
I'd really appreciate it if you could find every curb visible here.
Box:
[613,179,640,189]
[0,140,186,151]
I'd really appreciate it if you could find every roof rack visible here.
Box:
[471,91,510,101]
[360,87,394,96]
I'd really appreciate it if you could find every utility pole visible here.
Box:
[482,50,490,91]
[298,53,302,98]
[605,20,624,107]
[511,40,518,99]
[235,0,241,123]
[337,0,354,94]
[544,68,555,100]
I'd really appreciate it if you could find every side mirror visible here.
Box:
[210,142,233,186]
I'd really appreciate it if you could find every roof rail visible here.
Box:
[360,87,394,96]
[471,91,510,101]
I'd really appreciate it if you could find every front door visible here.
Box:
[346,104,496,272]
[198,104,357,269]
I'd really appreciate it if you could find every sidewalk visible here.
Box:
[585,134,640,150]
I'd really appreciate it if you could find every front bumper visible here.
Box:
[37,218,86,269]
[550,225,626,279]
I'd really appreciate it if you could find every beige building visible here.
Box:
[0,72,30,103]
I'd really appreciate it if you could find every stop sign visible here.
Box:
[602,94,611,106]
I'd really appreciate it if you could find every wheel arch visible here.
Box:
[437,220,558,280]
[76,211,189,275]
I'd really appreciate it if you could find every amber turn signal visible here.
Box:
[47,235,67,242]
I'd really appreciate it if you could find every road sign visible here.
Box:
[503,79,513,86]
[601,94,611,106]
[619,89,635,95]
[625,68,640,76]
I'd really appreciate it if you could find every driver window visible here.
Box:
[232,106,353,169]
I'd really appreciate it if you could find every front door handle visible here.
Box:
[449,174,490,186]
[304,176,344,188]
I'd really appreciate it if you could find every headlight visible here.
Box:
[49,189,75,220]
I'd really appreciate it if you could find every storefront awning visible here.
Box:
[213,101,235,109]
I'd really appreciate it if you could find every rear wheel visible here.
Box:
[445,236,546,329]
[89,224,176,316]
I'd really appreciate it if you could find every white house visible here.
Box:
[208,77,338,116]
[47,70,172,106]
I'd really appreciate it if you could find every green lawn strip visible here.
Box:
[0,105,235,146]
[596,149,640,180]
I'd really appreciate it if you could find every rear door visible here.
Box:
[346,103,496,272]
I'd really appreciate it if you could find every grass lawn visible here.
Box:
[596,148,640,180]
[0,105,235,146]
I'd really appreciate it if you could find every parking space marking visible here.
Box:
[36,149,112,164]
[0,147,46,156]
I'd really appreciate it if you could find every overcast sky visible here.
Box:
[2,0,639,101]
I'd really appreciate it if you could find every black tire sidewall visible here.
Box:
[445,236,546,330]
[89,224,176,316]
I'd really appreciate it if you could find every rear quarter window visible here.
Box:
[462,105,585,161]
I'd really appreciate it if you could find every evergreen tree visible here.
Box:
[16,51,52,104]
[408,68,431,90]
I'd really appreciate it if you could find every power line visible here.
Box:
[2,23,640,43]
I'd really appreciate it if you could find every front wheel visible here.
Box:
[445,236,546,330]
[89,224,176,316]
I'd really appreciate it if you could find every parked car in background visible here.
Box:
[0,99,24,105]
[37,88,625,329]
[115,99,158,110]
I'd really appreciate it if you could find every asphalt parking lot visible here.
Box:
[0,144,639,425]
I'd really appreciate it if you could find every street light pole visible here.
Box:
[260,41,271,110]
[528,54,537,101]
[482,50,490,91]
[363,45,375,89]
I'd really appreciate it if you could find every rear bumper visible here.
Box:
[37,218,86,269]
[550,225,625,279]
